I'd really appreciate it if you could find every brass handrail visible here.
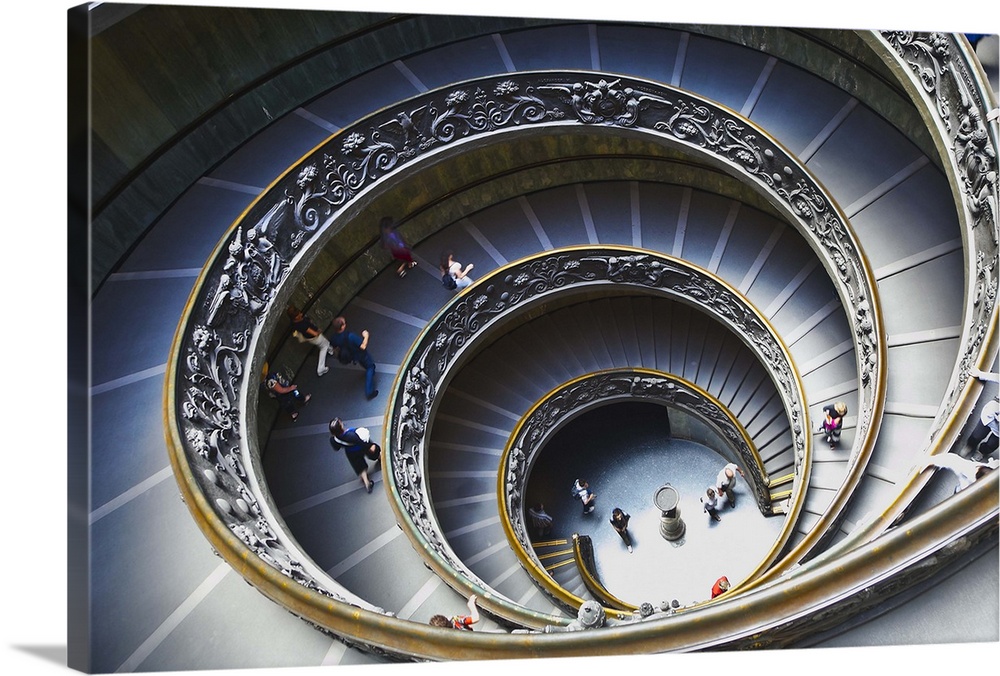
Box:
[573,535,637,614]
[384,247,812,626]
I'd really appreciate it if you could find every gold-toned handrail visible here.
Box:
[537,549,575,561]
[768,473,795,489]
[497,365,793,611]
[573,535,637,615]
[545,559,579,572]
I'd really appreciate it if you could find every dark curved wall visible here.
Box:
[90,5,393,202]
[85,5,934,294]
[86,4,554,289]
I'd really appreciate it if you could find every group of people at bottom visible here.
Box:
[526,462,749,558]
[567,480,633,553]
[525,480,636,554]
[427,577,735,632]
[699,462,747,523]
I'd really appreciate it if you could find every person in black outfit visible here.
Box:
[610,507,633,553]
[329,417,381,493]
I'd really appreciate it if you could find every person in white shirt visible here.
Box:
[571,479,596,514]
[440,250,474,290]
[922,452,998,493]
[715,462,746,509]
[700,487,722,522]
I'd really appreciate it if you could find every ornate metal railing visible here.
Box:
[574,535,636,613]
[165,67,892,653]
[822,31,1000,547]
[876,33,998,428]
[497,368,781,614]
[502,369,767,608]
[388,247,810,625]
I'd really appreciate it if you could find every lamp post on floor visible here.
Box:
[654,484,686,542]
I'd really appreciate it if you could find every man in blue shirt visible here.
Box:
[329,315,378,400]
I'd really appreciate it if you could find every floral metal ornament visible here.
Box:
[879,30,999,437]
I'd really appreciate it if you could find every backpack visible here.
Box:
[261,370,290,398]
[441,271,457,290]
[331,426,370,452]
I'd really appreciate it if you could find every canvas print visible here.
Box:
[66,1,998,673]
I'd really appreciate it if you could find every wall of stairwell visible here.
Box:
[87,6,945,293]
[87,6,556,289]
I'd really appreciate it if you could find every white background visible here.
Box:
[3,1,997,674]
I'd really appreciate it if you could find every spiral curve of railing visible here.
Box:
[161,31,998,659]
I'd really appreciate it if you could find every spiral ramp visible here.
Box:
[74,6,998,673]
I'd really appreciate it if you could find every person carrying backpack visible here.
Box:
[439,250,474,291]
[329,417,382,493]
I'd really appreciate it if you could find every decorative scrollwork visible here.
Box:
[171,69,897,637]
[879,31,999,436]
[390,248,807,608]
[538,77,672,126]
[882,32,954,126]
[481,81,557,128]
[205,224,286,327]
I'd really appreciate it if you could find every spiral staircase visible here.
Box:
[74,5,998,672]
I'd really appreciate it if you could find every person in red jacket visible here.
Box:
[429,593,480,630]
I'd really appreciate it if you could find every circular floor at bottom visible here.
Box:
[525,404,787,608]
